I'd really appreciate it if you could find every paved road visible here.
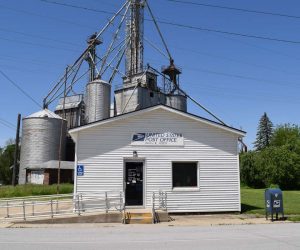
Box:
[0,223,299,250]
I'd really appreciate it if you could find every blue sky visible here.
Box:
[0,0,300,148]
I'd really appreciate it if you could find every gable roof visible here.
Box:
[69,104,246,136]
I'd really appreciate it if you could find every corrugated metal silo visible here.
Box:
[19,109,67,184]
[166,95,187,112]
[85,79,111,123]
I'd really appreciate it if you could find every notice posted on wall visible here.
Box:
[131,132,184,146]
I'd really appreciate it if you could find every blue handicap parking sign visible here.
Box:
[77,165,84,176]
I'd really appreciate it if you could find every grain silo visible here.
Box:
[165,94,187,112]
[38,0,247,218]
[85,79,111,123]
[18,109,67,184]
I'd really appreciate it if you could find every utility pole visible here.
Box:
[57,67,68,194]
[12,114,21,186]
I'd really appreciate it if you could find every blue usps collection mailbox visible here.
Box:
[265,188,284,221]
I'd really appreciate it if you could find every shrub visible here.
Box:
[240,146,300,190]
[240,124,300,190]
[240,151,264,188]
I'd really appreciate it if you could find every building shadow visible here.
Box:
[241,203,262,213]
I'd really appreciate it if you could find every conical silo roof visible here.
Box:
[26,109,64,119]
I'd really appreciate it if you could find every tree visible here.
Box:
[240,151,264,188]
[240,124,300,190]
[0,140,15,185]
[270,124,300,150]
[254,112,273,150]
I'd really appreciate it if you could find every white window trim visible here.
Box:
[171,161,200,191]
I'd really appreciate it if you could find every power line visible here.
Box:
[156,20,300,45]
[148,60,300,104]
[4,1,298,83]
[0,54,65,68]
[206,30,300,62]
[151,58,300,102]
[0,62,63,75]
[0,118,15,128]
[0,3,95,30]
[172,46,300,77]
[12,2,297,93]
[0,118,16,130]
[39,0,300,45]
[0,36,79,52]
[39,0,115,15]
[0,121,15,131]
[193,87,300,104]
[167,0,300,20]
[0,28,81,47]
[18,0,300,62]
[146,58,299,88]
[0,69,42,108]
[184,65,299,87]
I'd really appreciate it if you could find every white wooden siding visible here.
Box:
[74,108,241,213]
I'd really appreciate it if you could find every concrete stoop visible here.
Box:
[124,212,153,224]
[124,210,169,224]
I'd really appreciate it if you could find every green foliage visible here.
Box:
[0,144,15,185]
[269,184,280,189]
[271,124,300,150]
[240,152,264,188]
[254,112,273,150]
[240,124,300,190]
[0,184,73,198]
[241,188,300,215]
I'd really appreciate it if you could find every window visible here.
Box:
[172,162,198,188]
[148,78,155,89]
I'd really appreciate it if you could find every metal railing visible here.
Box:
[158,191,167,211]
[0,191,125,222]
[152,191,167,223]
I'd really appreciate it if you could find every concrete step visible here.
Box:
[124,212,153,224]
[125,209,152,213]
[126,217,153,224]
[128,213,152,218]
[154,210,169,223]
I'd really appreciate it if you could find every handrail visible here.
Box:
[152,191,167,223]
[0,193,73,202]
[0,191,125,222]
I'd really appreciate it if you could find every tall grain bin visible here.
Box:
[165,94,187,112]
[18,109,67,184]
[85,79,111,123]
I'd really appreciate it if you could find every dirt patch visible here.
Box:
[165,214,290,227]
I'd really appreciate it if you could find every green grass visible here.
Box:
[241,188,300,215]
[287,216,300,222]
[0,184,73,198]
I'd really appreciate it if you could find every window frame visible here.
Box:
[171,161,200,191]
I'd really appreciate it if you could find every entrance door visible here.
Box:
[125,162,143,206]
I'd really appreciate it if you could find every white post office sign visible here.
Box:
[131,132,184,146]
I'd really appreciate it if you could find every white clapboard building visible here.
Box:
[69,105,246,213]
